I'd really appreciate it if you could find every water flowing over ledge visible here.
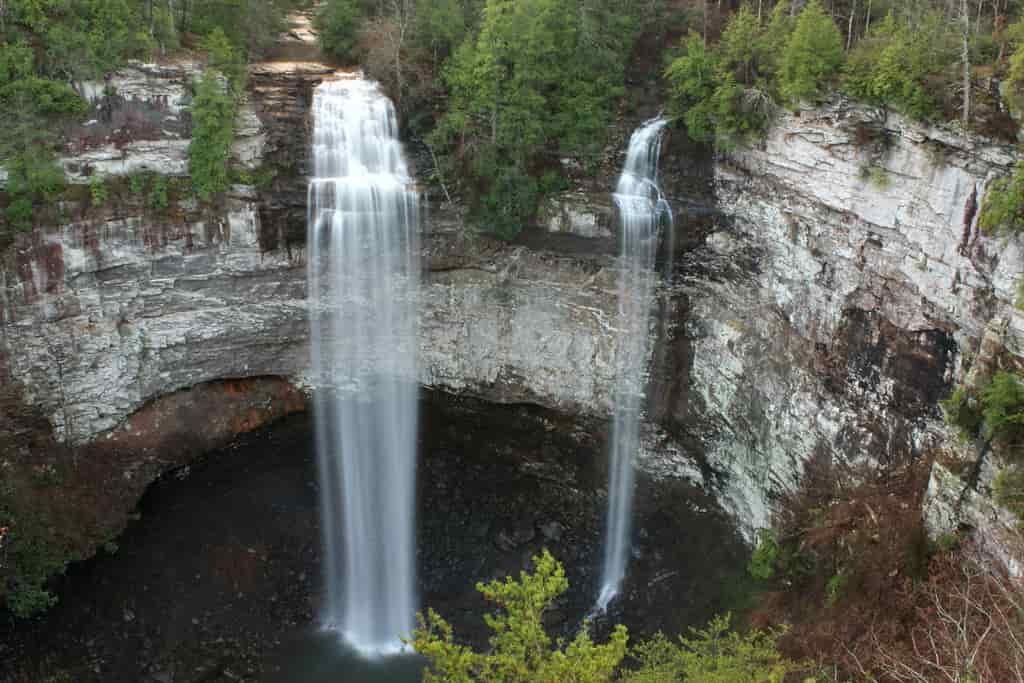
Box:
[307,74,421,656]
[598,118,672,611]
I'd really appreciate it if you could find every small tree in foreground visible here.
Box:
[410,550,628,682]
[411,551,801,682]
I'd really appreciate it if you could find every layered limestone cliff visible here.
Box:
[0,201,626,446]
[674,100,1022,538]
[2,52,1021,551]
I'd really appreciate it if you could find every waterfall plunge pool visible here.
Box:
[0,392,748,682]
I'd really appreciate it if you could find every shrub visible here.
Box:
[148,175,169,210]
[980,162,1024,235]
[981,372,1024,446]
[865,165,890,189]
[941,385,984,440]
[88,175,108,206]
[621,613,795,683]
[747,529,779,581]
[1,481,67,618]
[477,162,539,241]
[3,148,65,229]
[825,568,848,606]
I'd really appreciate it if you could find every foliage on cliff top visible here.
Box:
[778,0,844,104]
[428,0,639,238]
[843,12,958,121]
[666,0,1022,148]
[665,0,844,150]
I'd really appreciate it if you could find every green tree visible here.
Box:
[188,71,236,200]
[316,0,365,61]
[621,613,795,683]
[778,0,844,104]
[665,10,776,151]
[981,371,1024,445]
[980,163,1024,235]
[756,2,794,82]
[411,550,629,682]
[843,12,956,121]
[718,4,764,87]
[665,32,720,144]
[416,0,467,67]
[201,27,246,94]
[0,41,34,87]
[432,0,638,238]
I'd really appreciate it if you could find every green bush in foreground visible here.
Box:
[412,550,628,682]
[622,614,793,683]
[412,550,799,682]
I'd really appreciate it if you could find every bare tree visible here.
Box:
[868,542,1024,683]
[962,0,973,127]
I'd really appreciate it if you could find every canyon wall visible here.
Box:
[673,101,1022,537]
[2,56,1022,547]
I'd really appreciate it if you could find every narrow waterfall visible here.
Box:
[598,119,672,611]
[307,74,420,655]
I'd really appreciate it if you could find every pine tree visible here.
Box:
[779,0,844,104]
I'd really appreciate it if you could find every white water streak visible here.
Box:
[598,118,671,611]
[307,74,420,655]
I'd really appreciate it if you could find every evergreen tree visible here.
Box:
[316,0,365,61]
[188,72,236,200]
[411,550,629,682]
[779,0,844,104]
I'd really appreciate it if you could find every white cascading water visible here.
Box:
[597,118,672,611]
[307,74,420,655]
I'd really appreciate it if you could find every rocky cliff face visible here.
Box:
[0,202,626,446]
[672,101,1022,537]
[2,56,1021,552]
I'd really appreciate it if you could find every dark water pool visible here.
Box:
[265,631,423,682]
[1,393,747,682]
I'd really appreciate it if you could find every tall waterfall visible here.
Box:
[307,74,420,655]
[598,118,672,611]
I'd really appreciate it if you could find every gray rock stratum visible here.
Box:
[1,57,1022,549]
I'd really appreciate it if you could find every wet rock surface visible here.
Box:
[0,393,746,682]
